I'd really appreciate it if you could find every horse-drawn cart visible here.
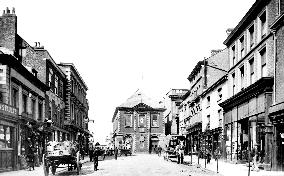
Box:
[43,141,82,176]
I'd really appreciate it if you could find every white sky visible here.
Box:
[0,0,256,144]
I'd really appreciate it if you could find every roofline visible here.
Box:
[223,0,270,46]
[34,49,66,78]
[200,75,228,98]
[58,63,88,90]
[187,60,205,82]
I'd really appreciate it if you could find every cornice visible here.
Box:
[219,77,273,112]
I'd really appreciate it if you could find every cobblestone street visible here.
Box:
[77,154,220,176]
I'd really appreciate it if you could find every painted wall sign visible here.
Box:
[0,103,18,117]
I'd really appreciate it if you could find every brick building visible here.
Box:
[219,0,280,170]
[269,5,284,171]
[0,8,48,171]
[112,90,165,153]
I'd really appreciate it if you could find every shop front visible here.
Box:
[186,122,201,155]
[220,77,273,168]
[269,103,284,171]
[0,103,18,172]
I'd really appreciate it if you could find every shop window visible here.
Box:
[0,125,12,148]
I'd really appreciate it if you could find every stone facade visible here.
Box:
[112,90,165,153]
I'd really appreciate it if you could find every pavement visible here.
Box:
[0,155,91,176]
[181,154,284,176]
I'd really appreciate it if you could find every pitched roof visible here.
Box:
[118,89,163,109]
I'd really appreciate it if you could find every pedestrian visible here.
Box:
[93,147,99,171]
[179,143,185,164]
[206,150,211,164]
[89,146,94,162]
[157,145,162,157]
[114,147,118,160]
[175,143,181,164]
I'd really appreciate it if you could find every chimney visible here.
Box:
[211,49,222,56]
[0,7,17,52]
[226,28,234,36]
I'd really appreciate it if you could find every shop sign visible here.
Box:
[0,103,18,117]
[0,65,7,85]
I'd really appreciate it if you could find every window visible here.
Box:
[232,45,236,65]
[125,114,132,127]
[59,80,63,98]
[217,88,222,100]
[249,58,255,84]
[38,102,43,121]
[54,75,58,95]
[207,96,210,108]
[249,25,254,48]
[139,114,145,127]
[151,114,158,127]
[22,94,28,113]
[260,11,267,39]
[218,109,222,127]
[232,73,236,95]
[11,88,18,107]
[31,99,36,119]
[207,115,210,129]
[0,125,12,148]
[260,47,267,77]
[240,36,245,58]
[48,68,53,90]
[240,65,245,89]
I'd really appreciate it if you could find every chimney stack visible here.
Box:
[211,49,222,56]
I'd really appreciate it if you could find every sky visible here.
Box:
[0,0,256,144]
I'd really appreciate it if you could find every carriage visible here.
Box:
[164,135,185,161]
[43,141,82,175]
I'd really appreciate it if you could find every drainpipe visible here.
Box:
[272,30,277,105]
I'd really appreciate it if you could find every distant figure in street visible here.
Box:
[89,147,94,162]
[114,147,118,160]
[93,147,99,171]
[157,146,162,156]
[175,144,181,164]
[206,150,211,164]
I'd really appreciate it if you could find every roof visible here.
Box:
[223,0,270,46]
[187,60,204,82]
[118,89,163,109]
[112,89,165,122]
[58,63,88,90]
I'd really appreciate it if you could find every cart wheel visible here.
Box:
[43,154,49,176]
[51,165,56,175]
[76,151,80,175]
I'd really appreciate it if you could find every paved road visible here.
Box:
[70,154,221,176]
